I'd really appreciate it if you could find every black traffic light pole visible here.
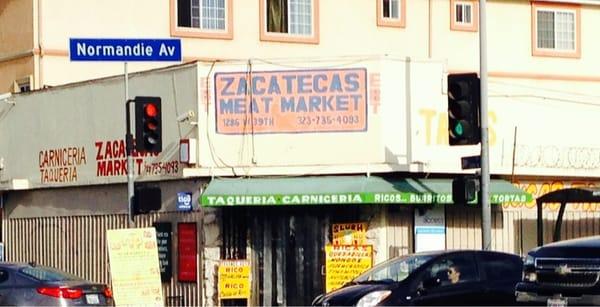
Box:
[125,98,135,227]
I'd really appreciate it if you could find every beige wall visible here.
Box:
[0,0,33,55]
[3,0,600,89]
[0,56,33,93]
[0,0,34,92]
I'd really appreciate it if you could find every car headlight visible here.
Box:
[524,255,534,266]
[524,272,537,282]
[356,290,392,307]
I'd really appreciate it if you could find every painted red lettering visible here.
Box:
[95,141,103,160]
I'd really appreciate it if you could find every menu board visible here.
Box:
[218,260,251,299]
[325,245,373,293]
[107,228,163,306]
[332,222,368,245]
[153,222,173,282]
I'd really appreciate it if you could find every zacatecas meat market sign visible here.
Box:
[214,68,368,134]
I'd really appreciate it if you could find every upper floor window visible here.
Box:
[14,76,32,93]
[377,0,406,28]
[260,0,319,44]
[450,0,478,31]
[171,0,233,39]
[531,2,580,58]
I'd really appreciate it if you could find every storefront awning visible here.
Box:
[200,176,531,206]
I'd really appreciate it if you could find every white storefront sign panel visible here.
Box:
[414,205,446,253]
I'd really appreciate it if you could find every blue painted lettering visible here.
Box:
[309,96,321,111]
[236,78,247,95]
[296,97,308,112]
[314,74,327,93]
[344,73,359,91]
[221,77,235,95]
[336,95,348,111]
[282,75,296,94]
[298,75,311,93]
[219,98,235,114]
[330,74,343,92]
[281,97,295,112]
[234,98,246,113]
[252,76,266,95]
[268,76,281,94]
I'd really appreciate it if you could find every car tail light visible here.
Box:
[104,286,113,298]
[37,287,83,299]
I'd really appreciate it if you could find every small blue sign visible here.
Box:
[177,192,193,212]
[69,38,182,62]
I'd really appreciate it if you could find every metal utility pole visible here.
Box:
[479,0,491,250]
[125,63,135,228]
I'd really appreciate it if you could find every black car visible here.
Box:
[516,235,600,306]
[312,250,523,306]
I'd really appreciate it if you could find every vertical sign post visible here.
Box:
[479,0,492,250]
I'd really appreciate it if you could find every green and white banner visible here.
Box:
[201,192,530,206]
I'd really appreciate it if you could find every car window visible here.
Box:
[0,270,8,283]
[354,254,435,283]
[479,253,522,282]
[423,253,478,287]
[19,266,84,282]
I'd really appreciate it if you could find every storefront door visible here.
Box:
[248,206,331,306]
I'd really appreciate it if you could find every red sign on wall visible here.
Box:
[177,223,197,282]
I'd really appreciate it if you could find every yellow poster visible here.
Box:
[218,260,251,299]
[332,223,367,245]
[107,228,163,306]
[325,245,373,293]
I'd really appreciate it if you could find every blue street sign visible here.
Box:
[69,38,182,62]
[177,192,193,212]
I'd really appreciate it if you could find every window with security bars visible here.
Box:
[267,0,313,35]
[536,9,575,51]
[455,2,472,25]
[382,0,400,20]
[178,0,226,30]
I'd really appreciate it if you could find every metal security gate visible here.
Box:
[3,211,204,306]
[248,206,326,306]
[241,205,364,306]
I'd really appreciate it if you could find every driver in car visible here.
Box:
[447,265,461,284]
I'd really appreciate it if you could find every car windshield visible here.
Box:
[353,254,434,283]
[19,266,84,282]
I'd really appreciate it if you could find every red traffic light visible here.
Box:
[134,97,162,153]
[145,103,158,117]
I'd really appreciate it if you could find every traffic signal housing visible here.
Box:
[135,96,162,153]
[447,73,481,146]
[452,175,479,204]
[133,184,162,215]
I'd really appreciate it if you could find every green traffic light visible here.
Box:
[454,123,464,136]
